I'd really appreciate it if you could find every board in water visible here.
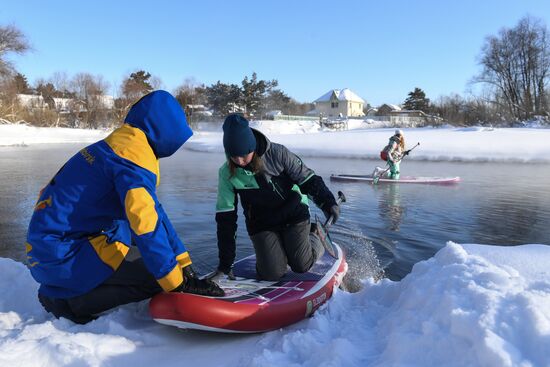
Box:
[330,174,460,185]
[149,243,348,333]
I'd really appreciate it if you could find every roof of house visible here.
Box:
[314,88,365,103]
[379,103,402,111]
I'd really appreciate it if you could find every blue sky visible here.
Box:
[1,0,549,106]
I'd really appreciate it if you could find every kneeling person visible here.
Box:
[212,114,339,281]
[26,91,223,324]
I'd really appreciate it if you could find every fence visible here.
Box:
[273,114,319,121]
[363,114,444,126]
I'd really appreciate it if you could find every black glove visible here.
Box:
[323,204,340,224]
[174,265,225,297]
[403,150,410,156]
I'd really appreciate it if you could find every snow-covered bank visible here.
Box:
[189,121,550,163]
[0,242,548,367]
[3,121,550,163]
[0,124,110,146]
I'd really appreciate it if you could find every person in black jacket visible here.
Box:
[209,114,339,281]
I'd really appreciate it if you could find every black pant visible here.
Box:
[250,220,324,280]
[38,256,162,324]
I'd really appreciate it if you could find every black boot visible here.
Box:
[38,293,96,324]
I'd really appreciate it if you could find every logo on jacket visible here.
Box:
[79,148,96,165]
[34,196,52,211]
[25,242,39,267]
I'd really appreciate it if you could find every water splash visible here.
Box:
[332,227,387,292]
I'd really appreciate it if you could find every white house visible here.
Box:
[52,97,72,112]
[17,94,45,109]
[17,94,114,111]
[312,88,366,117]
[98,95,115,109]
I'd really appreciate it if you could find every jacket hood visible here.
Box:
[124,90,193,158]
[252,128,269,156]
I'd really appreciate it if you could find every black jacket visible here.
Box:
[215,129,336,273]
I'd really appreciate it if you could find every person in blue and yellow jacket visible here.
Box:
[25,90,224,324]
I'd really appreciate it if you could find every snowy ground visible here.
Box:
[0,243,548,367]
[2,120,550,162]
[188,120,550,162]
[0,124,110,146]
[1,121,549,366]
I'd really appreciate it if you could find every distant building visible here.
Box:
[17,94,114,112]
[365,107,378,116]
[265,110,282,119]
[98,95,115,109]
[52,97,72,112]
[17,94,45,109]
[375,103,443,125]
[185,104,212,117]
[311,88,366,117]
[376,104,402,116]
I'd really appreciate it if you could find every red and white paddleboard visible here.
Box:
[330,174,460,184]
[149,243,347,333]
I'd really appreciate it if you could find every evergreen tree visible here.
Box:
[205,81,242,116]
[241,72,278,116]
[13,73,31,93]
[35,82,58,109]
[264,89,292,113]
[121,70,153,101]
[403,87,430,112]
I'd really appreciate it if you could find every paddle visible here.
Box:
[373,142,420,184]
[324,191,346,228]
[319,191,346,258]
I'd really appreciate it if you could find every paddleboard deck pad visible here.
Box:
[149,243,347,333]
[330,174,460,184]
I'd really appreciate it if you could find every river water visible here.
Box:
[1,144,549,282]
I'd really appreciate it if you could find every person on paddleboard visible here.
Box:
[25,91,224,324]
[210,114,340,281]
[378,129,408,179]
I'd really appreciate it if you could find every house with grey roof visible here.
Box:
[376,103,402,116]
[310,88,366,117]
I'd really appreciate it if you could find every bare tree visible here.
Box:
[50,71,72,97]
[149,75,163,90]
[0,25,30,122]
[432,93,504,126]
[475,16,550,120]
[0,24,30,76]
[174,77,203,105]
[0,76,26,123]
[174,78,208,126]
[70,73,110,128]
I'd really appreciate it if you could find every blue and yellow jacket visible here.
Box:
[25,90,193,298]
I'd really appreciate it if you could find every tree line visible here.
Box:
[1,15,549,128]
[174,73,313,120]
[403,16,550,126]
[0,23,312,129]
